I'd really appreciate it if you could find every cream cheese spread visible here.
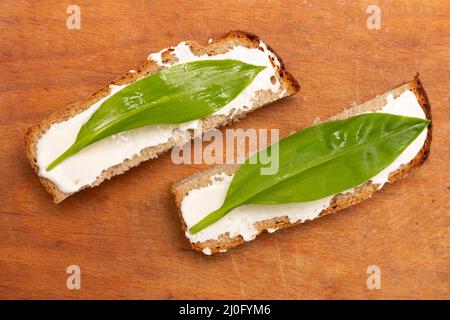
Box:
[180,90,428,251]
[36,40,284,194]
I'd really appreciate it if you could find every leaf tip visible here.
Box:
[46,160,58,172]
[188,223,203,235]
[256,65,266,73]
[45,145,75,171]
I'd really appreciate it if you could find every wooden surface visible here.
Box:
[0,0,449,299]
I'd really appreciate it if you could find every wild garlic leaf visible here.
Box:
[189,113,430,234]
[47,59,265,170]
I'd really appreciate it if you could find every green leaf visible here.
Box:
[46,59,265,171]
[189,113,430,234]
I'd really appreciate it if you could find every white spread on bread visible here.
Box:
[180,90,428,250]
[36,41,284,194]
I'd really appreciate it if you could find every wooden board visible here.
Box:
[0,0,449,299]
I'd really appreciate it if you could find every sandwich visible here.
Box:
[24,31,299,203]
[171,75,432,255]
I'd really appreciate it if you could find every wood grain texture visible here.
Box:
[0,0,449,299]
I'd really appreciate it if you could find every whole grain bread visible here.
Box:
[24,31,300,203]
[171,75,432,254]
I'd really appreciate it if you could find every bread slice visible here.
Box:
[24,31,300,203]
[171,75,432,254]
